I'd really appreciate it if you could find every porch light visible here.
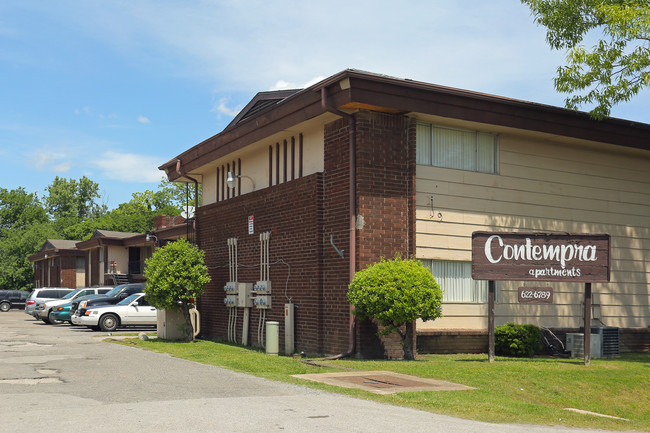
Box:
[226,172,255,191]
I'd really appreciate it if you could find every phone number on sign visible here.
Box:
[518,287,553,303]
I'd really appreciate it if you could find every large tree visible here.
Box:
[44,176,105,221]
[347,256,443,360]
[0,188,55,290]
[0,187,48,231]
[522,0,650,118]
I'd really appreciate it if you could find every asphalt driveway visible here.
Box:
[0,311,610,433]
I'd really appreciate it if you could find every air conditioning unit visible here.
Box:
[566,333,601,359]
[581,326,620,358]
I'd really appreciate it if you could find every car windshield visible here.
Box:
[62,289,82,299]
[117,294,141,306]
[104,284,128,298]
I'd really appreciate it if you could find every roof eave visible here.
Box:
[160,69,650,180]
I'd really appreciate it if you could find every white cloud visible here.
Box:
[52,161,73,173]
[30,150,70,171]
[74,106,91,115]
[212,97,242,118]
[270,76,324,91]
[137,115,150,124]
[90,151,163,183]
[34,1,569,107]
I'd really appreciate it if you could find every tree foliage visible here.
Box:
[144,239,211,341]
[0,187,48,231]
[0,188,56,291]
[0,176,190,291]
[44,176,106,221]
[0,222,57,291]
[522,0,650,118]
[347,256,443,360]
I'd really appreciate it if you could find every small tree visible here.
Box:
[347,256,443,360]
[144,238,211,342]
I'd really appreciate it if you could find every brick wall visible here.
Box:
[417,330,489,354]
[153,215,186,230]
[322,117,355,356]
[59,255,78,288]
[324,111,415,359]
[197,174,325,354]
[417,328,650,355]
[196,110,417,358]
[355,111,416,359]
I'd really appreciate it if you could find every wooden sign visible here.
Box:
[472,232,610,282]
[518,287,553,303]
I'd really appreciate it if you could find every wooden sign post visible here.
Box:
[472,232,610,366]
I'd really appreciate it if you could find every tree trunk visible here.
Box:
[402,321,415,360]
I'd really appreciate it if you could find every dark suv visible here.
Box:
[71,283,146,318]
[0,290,30,312]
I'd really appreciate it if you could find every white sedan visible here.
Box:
[77,293,157,332]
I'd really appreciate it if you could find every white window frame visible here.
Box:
[416,123,498,173]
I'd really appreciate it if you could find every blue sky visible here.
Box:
[2,1,648,209]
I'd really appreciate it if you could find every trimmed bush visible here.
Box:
[495,322,542,357]
[348,255,443,360]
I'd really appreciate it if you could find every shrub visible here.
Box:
[348,255,443,360]
[495,322,541,357]
[144,238,211,342]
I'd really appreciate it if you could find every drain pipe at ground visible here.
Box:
[320,86,357,360]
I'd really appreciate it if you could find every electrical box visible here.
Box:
[224,282,237,293]
[224,295,238,307]
[253,295,272,309]
[236,282,253,308]
[252,280,272,294]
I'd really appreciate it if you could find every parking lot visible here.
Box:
[0,311,604,433]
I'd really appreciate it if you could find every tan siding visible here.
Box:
[416,127,650,331]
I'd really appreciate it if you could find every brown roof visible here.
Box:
[42,239,80,251]
[161,69,650,182]
[91,230,141,239]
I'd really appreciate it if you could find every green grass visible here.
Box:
[118,338,649,431]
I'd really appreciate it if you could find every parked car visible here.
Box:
[38,287,112,324]
[25,288,74,318]
[0,290,30,312]
[50,292,111,325]
[71,283,146,322]
[76,293,157,332]
[49,303,74,324]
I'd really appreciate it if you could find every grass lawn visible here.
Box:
[118,337,649,431]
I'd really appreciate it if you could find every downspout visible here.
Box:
[175,159,200,247]
[321,87,357,359]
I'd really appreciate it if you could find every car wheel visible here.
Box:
[0,302,10,312]
[99,314,119,332]
[42,317,51,324]
[48,311,63,325]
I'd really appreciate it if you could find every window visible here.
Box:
[417,123,498,173]
[421,259,496,303]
